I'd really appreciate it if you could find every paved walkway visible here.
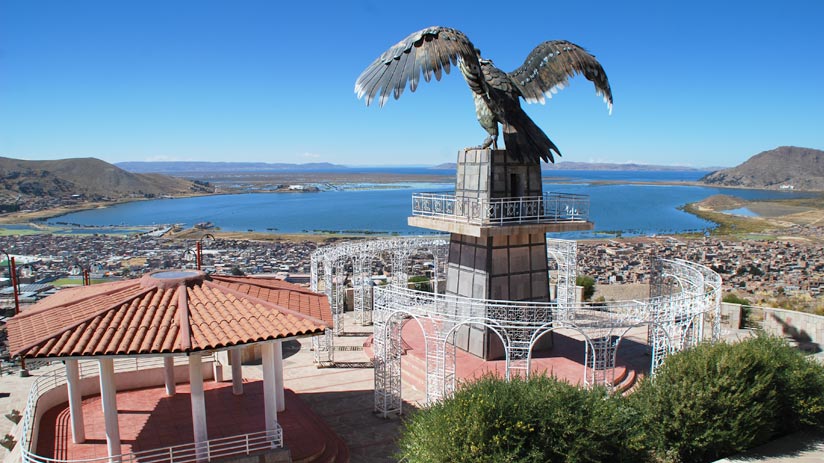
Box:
[715,432,824,463]
[0,365,45,463]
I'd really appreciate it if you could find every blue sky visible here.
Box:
[1,1,822,168]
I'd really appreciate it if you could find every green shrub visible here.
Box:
[408,275,432,292]
[632,335,824,463]
[722,293,750,306]
[576,275,596,301]
[397,375,643,463]
[398,336,824,463]
[753,336,824,431]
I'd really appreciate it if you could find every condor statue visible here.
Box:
[355,26,613,164]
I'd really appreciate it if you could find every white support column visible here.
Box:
[98,358,121,462]
[163,356,176,396]
[274,340,285,412]
[230,348,243,395]
[261,342,278,432]
[189,353,208,461]
[65,359,85,444]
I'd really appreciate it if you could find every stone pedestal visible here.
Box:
[454,148,544,201]
[447,231,551,359]
[414,148,558,360]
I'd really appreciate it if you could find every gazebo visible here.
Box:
[6,270,333,463]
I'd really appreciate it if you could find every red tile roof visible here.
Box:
[6,271,331,359]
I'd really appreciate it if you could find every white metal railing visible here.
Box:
[19,356,283,463]
[411,192,590,225]
[23,426,283,463]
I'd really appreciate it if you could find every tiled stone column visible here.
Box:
[446,149,552,359]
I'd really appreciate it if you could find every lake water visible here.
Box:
[46,170,813,237]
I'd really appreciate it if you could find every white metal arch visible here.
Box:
[373,309,429,417]
[441,317,512,386]
[527,323,596,385]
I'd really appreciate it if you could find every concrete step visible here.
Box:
[309,438,341,463]
[611,366,628,386]
[617,370,640,395]
[285,389,350,463]
[401,348,428,394]
[292,442,326,463]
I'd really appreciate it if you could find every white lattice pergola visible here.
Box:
[372,256,720,417]
[312,237,721,417]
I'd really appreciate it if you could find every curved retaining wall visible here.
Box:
[722,303,824,355]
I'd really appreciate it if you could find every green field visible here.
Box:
[0,228,47,236]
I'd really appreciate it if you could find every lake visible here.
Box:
[45,170,813,237]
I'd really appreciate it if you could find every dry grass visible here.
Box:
[682,202,775,236]
[682,193,824,238]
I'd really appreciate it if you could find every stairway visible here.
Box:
[283,390,350,463]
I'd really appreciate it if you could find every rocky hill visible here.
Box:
[700,146,824,191]
[0,157,210,208]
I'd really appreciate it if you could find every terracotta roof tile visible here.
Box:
[7,271,331,359]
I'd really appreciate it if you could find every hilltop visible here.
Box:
[0,157,210,211]
[700,146,824,191]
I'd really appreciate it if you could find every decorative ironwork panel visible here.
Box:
[312,329,334,366]
[547,238,577,321]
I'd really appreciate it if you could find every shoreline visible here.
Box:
[1,176,821,242]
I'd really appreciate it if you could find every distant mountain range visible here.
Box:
[0,157,209,205]
[119,160,716,174]
[700,146,824,191]
[116,161,349,174]
[432,161,715,171]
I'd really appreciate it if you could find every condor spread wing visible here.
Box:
[508,40,613,113]
[355,26,479,107]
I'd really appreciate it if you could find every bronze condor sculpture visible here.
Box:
[355,26,613,163]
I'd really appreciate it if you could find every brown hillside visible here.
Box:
[700,146,824,191]
[0,157,208,202]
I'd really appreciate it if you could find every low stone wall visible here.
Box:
[720,303,823,354]
[719,302,744,332]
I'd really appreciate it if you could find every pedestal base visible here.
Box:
[446,231,553,360]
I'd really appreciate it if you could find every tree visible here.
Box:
[576,275,596,301]
[409,275,432,292]
[230,266,245,276]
